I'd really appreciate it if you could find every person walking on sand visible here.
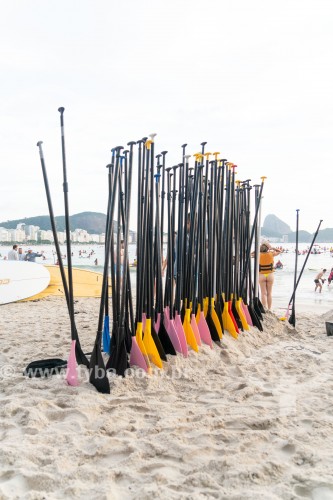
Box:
[258,241,282,310]
[8,245,19,261]
[314,269,327,292]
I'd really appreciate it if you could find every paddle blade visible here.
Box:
[158,320,177,355]
[89,338,110,394]
[143,319,163,368]
[102,315,110,354]
[130,337,149,371]
[253,297,263,320]
[135,322,152,373]
[165,318,182,354]
[288,310,296,327]
[248,304,263,332]
[183,309,199,352]
[210,299,223,338]
[241,301,253,326]
[106,325,129,377]
[214,300,224,331]
[74,335,89,367]
[197,311,213,348]
[154,312,161,334]
[205,311,221,342]
[231,300,243,331]
[151,325,168,361]
[66,340,79,386]
[174,313,188,357]
[228,301,240,333]
[190,313,202,346]
[222,302,238,339]
[236,299,249,331]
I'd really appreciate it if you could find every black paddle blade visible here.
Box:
[288,310,296,327]
[158,320,176,356]
[23,358,67,378]
[205,311,221,342]
[151,325,168,361]
[215,300,224,333]
[106,326,129,377]
[248,304,263,332]
[89,340,110,394]
[75,338,90,368]
[232,301,243,331]
[257,297,266,314]
[253,298,263,320]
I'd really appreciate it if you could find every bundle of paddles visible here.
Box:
[36,108,269,394]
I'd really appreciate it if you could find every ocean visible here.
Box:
[1,242,333,316]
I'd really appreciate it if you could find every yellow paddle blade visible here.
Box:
[279,317,287,321]
[183,309,199,352]
[135,322,152,374]
[203,297,209,317]
[236,299,249,331]
[143,319,163,369]
[196,303,201,324]
[222,302,238,339]
[210,298,223,339]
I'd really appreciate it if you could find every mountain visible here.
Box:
[0,212,107,234]
[263,214,292,236]
[262,214,333,243]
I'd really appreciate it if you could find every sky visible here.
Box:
[1,0,332,233]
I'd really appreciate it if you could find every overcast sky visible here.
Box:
[1,0,332,233]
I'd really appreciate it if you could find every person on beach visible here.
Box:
[18,248,25,261]
[8,245,19,261]
[274,259,283,270]
[314,269,327,292]
[328,268,333,286]
[25,249,43,263]
[258,241,282,310]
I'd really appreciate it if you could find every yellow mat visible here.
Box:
[23,265,111,300]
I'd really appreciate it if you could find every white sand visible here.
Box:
[1,298,333,499]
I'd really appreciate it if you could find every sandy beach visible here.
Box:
[1,297,333,499]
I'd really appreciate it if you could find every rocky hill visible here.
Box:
[262,214,333,243]
[262,214,292,236]
[0,212,107,234]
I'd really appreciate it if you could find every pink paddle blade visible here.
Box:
[154,312,161,334]
[242,302,253,326]
[174,313,188,357]
[191,313,202,346]
[165,317,182,353]
[66,340,79,386]
[163,306,170,331]
[198,311,213,348]
[130,337,149,372]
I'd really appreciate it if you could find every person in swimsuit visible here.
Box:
[314,269,326,292]
[259,242,282,310]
